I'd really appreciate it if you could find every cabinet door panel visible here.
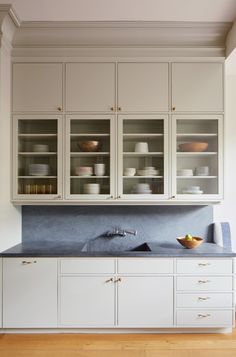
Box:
[118,276,173,327]
[60,276,115,327]
[118,63,169,112]
[66,63,115,112]
[172,63,223,112]
[13,63,63,112]
[3,258,57,328]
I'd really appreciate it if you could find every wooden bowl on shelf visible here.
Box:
[178,142,208,152]
[78,141,101,152]
[176,237,203,249]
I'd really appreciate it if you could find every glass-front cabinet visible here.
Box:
[65,115,115,200]
[172,115,223,200]
[118,115,168,200]
[13,115,62,200]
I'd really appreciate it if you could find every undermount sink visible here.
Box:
[81,242,152,253]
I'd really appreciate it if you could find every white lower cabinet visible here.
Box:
[0,259,2,328]
[59,276,115,327]
[117,276,173,327]
[3,258,58,328]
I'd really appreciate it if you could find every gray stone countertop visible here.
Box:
[1,241,236,257]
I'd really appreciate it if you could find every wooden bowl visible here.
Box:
[178,142,208,152]
[177,237,203,249]
[78,141,101,152]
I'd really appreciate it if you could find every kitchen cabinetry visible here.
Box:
[13,63,63,112]
[0,259,2,328]
[65,63,116,112]
[118,115,168,200]
[65,115,115,200]
[172,115,223,200]
[11,60,224,204]
[12,115,63,201]
[171,63,223,112]
[59,258,174,328]
[176,258,234,328]
[117,62,169,112]
[3,258,58,328]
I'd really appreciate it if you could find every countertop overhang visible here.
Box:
[1,242,236,258]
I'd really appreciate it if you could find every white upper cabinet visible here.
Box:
[171,63,224,112]
[117,63,169,112]
[65,63,116,112]
[13,63,63,112]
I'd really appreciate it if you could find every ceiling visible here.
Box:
[1,0,236,22]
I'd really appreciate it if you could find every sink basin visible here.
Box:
[81,242,152,253]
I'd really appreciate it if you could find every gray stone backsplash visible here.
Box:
[22,206,213,251]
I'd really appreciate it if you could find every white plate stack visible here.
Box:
[29,164,49,176]
[132,183,152,194]
[84,183,100,194]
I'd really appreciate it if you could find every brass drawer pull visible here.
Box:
[198,280,210,284]
[105,278,114,283]
[198,263,211,267]
[198,297,210,301]
[22,260,37,265]
[198,314,211,318]
[114,278,122,283]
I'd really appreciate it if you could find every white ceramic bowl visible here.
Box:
[29,164,49,176]
[124,168,136,176]
[134,142,149,153]
[84,183,100,194]
[33,144,49,152]
[75,166,93,176]
[195,166,209,176]
[177,169,194,176]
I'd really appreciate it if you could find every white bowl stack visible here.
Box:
[84,183,100,194]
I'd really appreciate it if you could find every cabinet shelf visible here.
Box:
[177,152,217,156]
[18,134,57,138]
[177,176,217,179]
[18,176,57,179]
[177,133,217,138]
[70,152,110,157]
[123,134,163,138]
[70,134,110,137]
[123,152,163,157]
[70,176,109,178]
[123,176,163,179]
[18,152,57,156]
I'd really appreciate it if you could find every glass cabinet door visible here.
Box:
[172,115,223,200]
[118,115,168,200]
[66,115,115,200]
[13,115,62,200]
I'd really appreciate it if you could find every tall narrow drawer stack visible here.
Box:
[176,259,234,327]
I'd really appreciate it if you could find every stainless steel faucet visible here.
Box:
[105,228,137,237]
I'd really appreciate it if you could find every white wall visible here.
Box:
[214,65,236,250]
[0,40,21,252]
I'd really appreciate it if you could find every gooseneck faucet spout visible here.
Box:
[105,228,137,237]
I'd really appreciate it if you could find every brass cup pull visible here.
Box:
[198,297,210,301]
[22,261,37,265]
[198,280,210,284]
[114,278,122,283]
[198,314,211,318]
[105,278,114,283]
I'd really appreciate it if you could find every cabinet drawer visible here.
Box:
[177,276,232,291]
[176,309,233,326]
[118,259,173,274]
[60,259,115,274]
[177,259,232,275]
[176,293,233,308]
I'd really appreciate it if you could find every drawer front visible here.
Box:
[176,309,233,326]
[176,293,233,308]
[118,259,174,274]
[177,259,232,275]
[177,276,232,291]
[60,258,115,274]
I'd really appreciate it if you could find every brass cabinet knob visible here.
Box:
[171,196,176,199]
[107,195,114,199]
[22,260,37,265]
[198,314,211,318]
[110,107,115,111]
[54,195,62,199]
[57,107,62,111]
[114,278,122,283]
[172,106,176,111]
[105,278,114,283]
[118,107,121,111]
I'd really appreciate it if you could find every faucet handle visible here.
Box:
[125,229,137,236]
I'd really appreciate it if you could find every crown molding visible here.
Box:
[0,4,20,27]
[13,21,232,53]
